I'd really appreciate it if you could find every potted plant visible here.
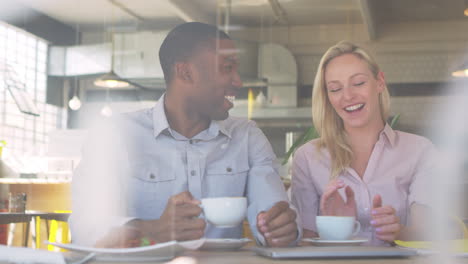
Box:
[0,140,6,159]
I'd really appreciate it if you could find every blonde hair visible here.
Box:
[312,41,390,179]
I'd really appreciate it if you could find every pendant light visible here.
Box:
[93,32,129,88]
[68,95,81,110]
[68,23,82,110]
[68,90,81,110]
[100,86,113,117]
[452,62,468,78]
[93,70,129,88]
[100,104,113,117]
[67,78,81,110]
[464,0,468,16]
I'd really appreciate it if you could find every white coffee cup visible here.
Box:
[316,216,361,240]
[201,197,247,228]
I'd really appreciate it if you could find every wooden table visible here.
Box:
[0,211,70,247]
[70,248,468,264]
[0,212,70,224]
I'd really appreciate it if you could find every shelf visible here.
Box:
[0,178,71,184]
[231,102,312,119]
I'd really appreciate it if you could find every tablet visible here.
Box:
[254,246,417,259]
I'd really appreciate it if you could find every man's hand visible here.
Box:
[320,179,356,217]
[129,191,206,244]
[370,194,401,242]
[94,191,205,248]
[257,201,298,247]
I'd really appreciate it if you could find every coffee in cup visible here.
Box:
[316,216,360,240]
[201,197,247,228]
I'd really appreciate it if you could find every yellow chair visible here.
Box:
[456,217,468,239]
[395,215,468,254]
[47,210,71,252]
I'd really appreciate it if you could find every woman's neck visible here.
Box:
[345,120,385,153]
[345,120,385,178]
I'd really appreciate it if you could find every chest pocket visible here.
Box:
[206,163,248,176]
[204,162,249,197]
[127,164,176,217]
[132,165,176,183]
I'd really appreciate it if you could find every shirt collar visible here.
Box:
[152,93,232,139]
[152,94,170,138]
[212,120,232,139]
[380,123,396,148]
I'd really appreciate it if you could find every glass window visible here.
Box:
[0,22,67,156]
[37,60,46,73]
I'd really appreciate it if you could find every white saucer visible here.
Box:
[302,238,368,246]
[199,238,251,250]
[46,239,205,262]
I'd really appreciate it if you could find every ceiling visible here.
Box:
[8,0,468,34]
[375,0,467,23]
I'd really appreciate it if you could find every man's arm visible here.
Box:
[245,121,301,247]
[93,191,206,248]
[126,191,205,243]
[397,203,464,241]
[397,141,464,240]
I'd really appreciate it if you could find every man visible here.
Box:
[70,22,300,248]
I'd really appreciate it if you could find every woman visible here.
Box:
[290,41,437,244]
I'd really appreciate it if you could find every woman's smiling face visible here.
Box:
[324,53,385,130]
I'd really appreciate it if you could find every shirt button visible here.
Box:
[149,173,155,179]
[226,167,232,173]
[190,170,196,176]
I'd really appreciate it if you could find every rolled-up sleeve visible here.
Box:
[290,143,320,233]
[245,121,302,245]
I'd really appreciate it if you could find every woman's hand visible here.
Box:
[320,179,356,217]
[370,194,401,242]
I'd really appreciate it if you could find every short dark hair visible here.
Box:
[159,22,231,85]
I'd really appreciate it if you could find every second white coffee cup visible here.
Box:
[201,197,247,228]
[316,216,360,240]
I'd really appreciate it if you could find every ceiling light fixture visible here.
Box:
[68,22,83,110]
[465,0,468,16]
[100,104,113,117]
[93,6,129,89]
[94,70,129,88]
[68,95,81,110]
[452,62,468,77]
[100,83,113,117]
[68,78,82,111]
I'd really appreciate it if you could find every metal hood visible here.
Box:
[48,31,298,104]
[258,43,298,107]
